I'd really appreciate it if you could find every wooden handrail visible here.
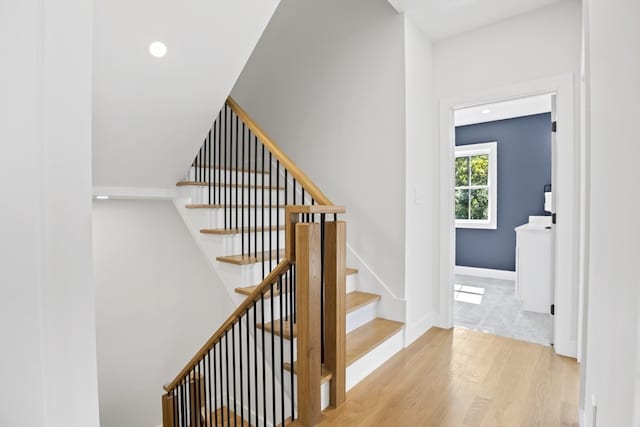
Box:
[164,259,291,392]
[226,97,333,206]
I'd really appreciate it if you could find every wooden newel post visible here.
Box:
[295,222,322,427]
[324,221,347,407]
[162,393,175,427]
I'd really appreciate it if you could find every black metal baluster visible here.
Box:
[232,323,237,427]
[239,316,244,425]
[206,350,211,426]
[214,341,220,427]
[213,121,217,205]
[269,152,273,273]
[172,388,177,427]
[321,213,325,364]
[279,275,285,426]
[235,114,239,231]
[208,129,212,205]
[203,139,208,207]
[242,122,246,256]
[196,147,200,182]
[253,300,258,427]
[178,385,186,426]
[228,106,233,230]
[195,366,202,427]
[181,378,186,427]
[246,308,250,427]
[217,110,222,205]
[217,342,222,426]
[293,179,297,205]
[289,268,295,420]
[270,282,276,426]
[261,294,266,427]
[224,105,228,228]
[262,145,265,279]
[225,330,230,426]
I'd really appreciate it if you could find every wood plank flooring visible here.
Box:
[319,327,579,427]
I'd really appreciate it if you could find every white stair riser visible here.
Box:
[218,259,286,287]
[346,273,357,293]
[346,303,377,334]
[201,230,286,256]
[345,328,403,391]
[182,204,286,230]
[188,167,270,185]
[181,185,289,206]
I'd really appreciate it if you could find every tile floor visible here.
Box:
[453,274,552,346]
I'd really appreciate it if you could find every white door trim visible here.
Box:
[437,73,578,358]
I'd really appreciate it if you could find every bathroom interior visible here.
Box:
[452,94,555,346]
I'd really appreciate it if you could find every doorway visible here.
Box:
[437,74,578,358]
[451,94,554,346]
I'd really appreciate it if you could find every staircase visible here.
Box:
[162,98,404,427]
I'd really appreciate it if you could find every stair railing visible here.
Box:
[164,99,347,426]
[183,97,332,278]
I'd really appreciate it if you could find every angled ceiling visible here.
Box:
[392,0,567,40]
[93,0,279,189]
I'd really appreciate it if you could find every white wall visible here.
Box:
[93,0,280,191]
[581,0,640,425]
[403,16,438,344]
[433,1,582,335]
[93,200,234,427]
[0,1,99,426]
[231,0,407,298]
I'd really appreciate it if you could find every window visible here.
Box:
[455,141,497,229]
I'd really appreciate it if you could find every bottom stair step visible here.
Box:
[346,318,404,366]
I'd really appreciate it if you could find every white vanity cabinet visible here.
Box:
[515,218,553,314]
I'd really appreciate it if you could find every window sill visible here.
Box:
[456,221,497,230]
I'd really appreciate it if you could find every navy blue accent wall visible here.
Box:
[455,113,551,271]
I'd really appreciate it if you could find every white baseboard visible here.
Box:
[455,265,516,281]
[404,313,434,347]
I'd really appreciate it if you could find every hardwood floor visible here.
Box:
[319,327,579,427]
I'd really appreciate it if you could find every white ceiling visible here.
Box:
[92,0,279,189]
[390,0,567,40]
[454,94,552,126]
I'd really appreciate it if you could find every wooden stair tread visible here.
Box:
[346,318,404,367]
[346,291,380,313]
[193,164,269,174]
[177,180,284,190]
[234,268,360,296]
[283,362,333,384]
[186,204,284,209]
[235,284,285,298]
[202,407,251,427]
[217,249,285,265]
[201,225,285,235]
[257,318,296,340]
[256,291,381,340]
[346,267,358,276]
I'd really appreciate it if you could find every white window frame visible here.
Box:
[454,141,497,230]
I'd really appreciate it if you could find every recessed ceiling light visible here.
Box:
[95,195,109,200]
[149,41,167,58]
[481,109,491,114]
